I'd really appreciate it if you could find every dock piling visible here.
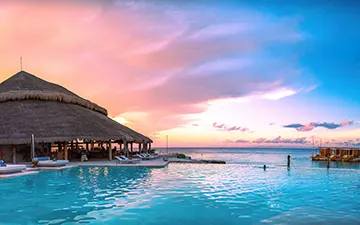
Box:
[326,155,330,169]
[287,155,291,168]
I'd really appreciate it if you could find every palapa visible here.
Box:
[0,71,152,145]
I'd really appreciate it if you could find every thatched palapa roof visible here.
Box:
[0,71,152,145]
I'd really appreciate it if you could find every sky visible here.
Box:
[1,0,360,147]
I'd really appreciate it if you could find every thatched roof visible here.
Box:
[0,71,152,145]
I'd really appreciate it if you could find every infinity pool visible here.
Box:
[1,162,360,224]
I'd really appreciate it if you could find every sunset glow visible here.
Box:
[1,0,360,147]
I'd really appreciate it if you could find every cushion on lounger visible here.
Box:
[32,157,51,162]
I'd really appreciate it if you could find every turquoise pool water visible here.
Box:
[1,148,360,224]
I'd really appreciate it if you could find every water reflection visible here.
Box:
[1,149,360,225]
[0,167,152,224]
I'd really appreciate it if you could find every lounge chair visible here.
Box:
[121,155,141,163]
[136,153,150,160]
[140,153,150,158]
[139,153,152,160]
[33,157,69,167]
[114,156,139,164]
[0,160,26,174]
[120,155,129,160]
[144,153,156,159]
[136,153,145,159]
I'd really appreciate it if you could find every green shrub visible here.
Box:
[177,153,186,159]
[150,149,156,154]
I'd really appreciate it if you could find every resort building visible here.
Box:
[0,71,152,163]
[312,147,360,162]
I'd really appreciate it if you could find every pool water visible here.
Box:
[1,148,360,225]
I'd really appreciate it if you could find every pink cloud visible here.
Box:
[225,139,250,143]
[340,120,354,127]
[227,136,309,145]
[255,136,308,144]
[0,0,309,134]
[297,123,316,132]
[213,122,250,132]
[253,138,267,143]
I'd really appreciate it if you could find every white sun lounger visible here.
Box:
[115,156,139,164]
[33,157,69,167]
[143,153,156,159]
[137,153,151,160]
[136,154,145,159]
[121,156,141,163]
[0,161,27,174]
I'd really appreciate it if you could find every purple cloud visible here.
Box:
[253,136,308,144]
[213,122,226,129]
[213,122,250,132]
[253,137,267,143]
[283,120,354,132]
[283,123,303,129]
[225,139,250,143]
[326,139,360,147]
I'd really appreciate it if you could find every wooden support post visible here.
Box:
[12,146,16,164]
[143,143,147,153]
[327,155,330,169]
[64,142,68,160]
[138,143,142,153]
[91,141,94,151]
[109,141,112,161]
[131,143,133,154]
[124,141,128,157]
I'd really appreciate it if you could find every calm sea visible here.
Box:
[157,147,360,169]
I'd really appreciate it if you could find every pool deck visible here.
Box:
[70,158,169,168]
[0,157,226,178]
[30,165,79,170]
[0,170,39,178]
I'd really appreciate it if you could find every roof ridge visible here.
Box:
[0,90,108,116]
[0,71,108,115]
